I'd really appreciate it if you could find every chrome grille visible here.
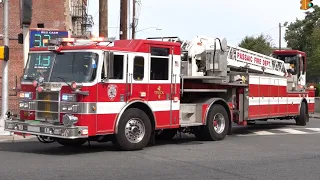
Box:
[36,91,60,122]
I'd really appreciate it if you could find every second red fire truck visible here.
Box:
[4,35,315,150]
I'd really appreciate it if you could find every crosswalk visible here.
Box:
[235,128,320,137]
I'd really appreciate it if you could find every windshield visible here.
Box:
[273,54,299,75]
[23,53,54,82]
[23,52,99,83]
[274,54,298,64]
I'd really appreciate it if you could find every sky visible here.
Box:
[87,0,318,48]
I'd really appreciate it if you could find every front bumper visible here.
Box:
[4,119,89,139]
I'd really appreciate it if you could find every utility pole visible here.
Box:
[279,23,281,50]
[99,0,108,37]
[120,0,128,40]
[131,0,136,39]
[0,0,9,135]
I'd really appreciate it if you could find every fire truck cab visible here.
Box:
[4,36,315,151]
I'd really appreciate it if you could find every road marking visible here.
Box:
[235,128,320,137]
[253,131,275,135]
[305,128,320,132]
[278,128,308,134]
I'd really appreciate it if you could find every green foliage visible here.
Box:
[238,34,274,55]
[284,5,320,78]
[314,84,320,96]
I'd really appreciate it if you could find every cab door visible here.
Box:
[96,52,127,133]
[148,46,179,129]
[126,52,149,102]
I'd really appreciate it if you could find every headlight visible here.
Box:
[62,114,78,127]
[19,92,33,99]
[61,104,79,113]
[61,94,76,101]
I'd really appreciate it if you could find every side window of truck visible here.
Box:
[109,55,124,79]
[133,56,144,80]
[101,54,124,80]
[150,47,170,80]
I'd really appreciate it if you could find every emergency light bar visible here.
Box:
[48,37,115,46]
[48,46,59,51]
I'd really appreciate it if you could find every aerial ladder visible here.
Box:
[147,35,288,77]
[181,35,287,77]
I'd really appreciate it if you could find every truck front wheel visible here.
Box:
[114,108,152,151]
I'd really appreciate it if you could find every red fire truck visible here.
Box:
[4,36,315,150]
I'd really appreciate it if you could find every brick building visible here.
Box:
[0,0,93,114]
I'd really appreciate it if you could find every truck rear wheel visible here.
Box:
[195,104,230,141]
[114,108,152,151]
[295,102,308,126]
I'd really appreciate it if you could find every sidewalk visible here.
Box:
[0,134,34,142]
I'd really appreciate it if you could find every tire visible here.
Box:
[295,102,308,126]
[114,108,152,151]
[56,138,87,147]
[155,129,177,140]
[194,104,230,141]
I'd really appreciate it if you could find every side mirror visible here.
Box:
[108,51,114,78]
[221,38,228,52]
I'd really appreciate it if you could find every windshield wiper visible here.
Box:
[52,76,72,89]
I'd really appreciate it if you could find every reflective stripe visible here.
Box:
[95,100,180,114]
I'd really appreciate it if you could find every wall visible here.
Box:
[0,0,72,114]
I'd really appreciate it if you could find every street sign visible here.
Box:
[29,29,69,48]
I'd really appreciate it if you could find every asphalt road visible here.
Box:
[1,118,320,180]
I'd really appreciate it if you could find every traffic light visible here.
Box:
[300,0,308,10]
[307,0,314,8]
[300,0,313,10]
[0,45,9,61]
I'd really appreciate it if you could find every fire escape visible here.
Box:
[71,0,93,37]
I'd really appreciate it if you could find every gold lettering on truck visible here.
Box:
[154,86,164,99]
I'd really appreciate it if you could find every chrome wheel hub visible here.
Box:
[213,113,226,134]
[125,118,145,143]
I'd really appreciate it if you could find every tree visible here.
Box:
[284,5,320,78]
[238,34,274,55]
